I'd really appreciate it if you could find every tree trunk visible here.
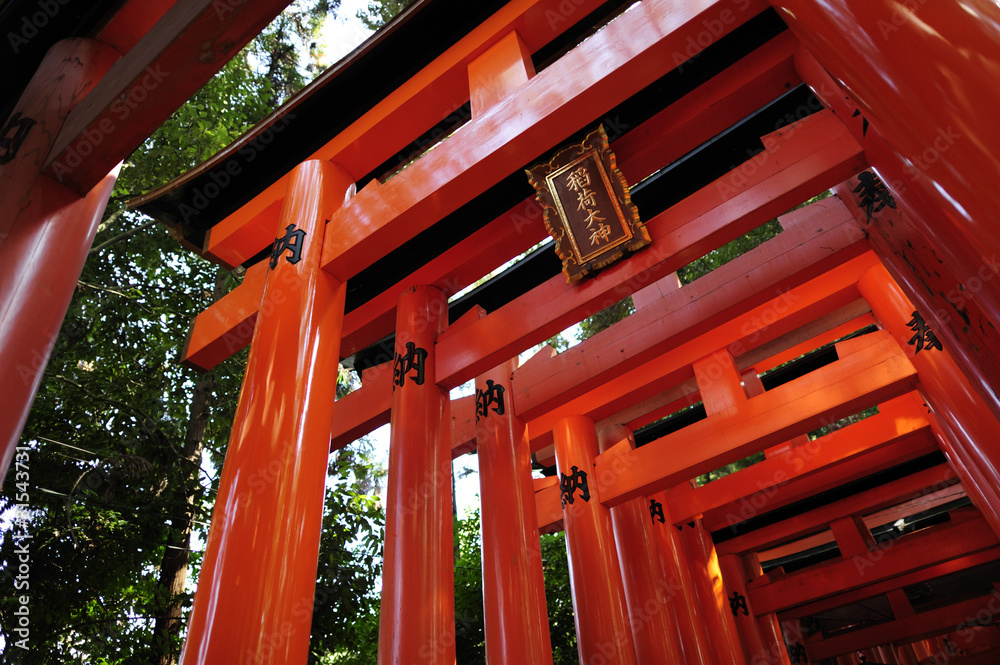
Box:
[153,271,226,665]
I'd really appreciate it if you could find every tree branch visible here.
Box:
[89,219,158,256]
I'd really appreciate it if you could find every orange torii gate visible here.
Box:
[6,0,1000,664]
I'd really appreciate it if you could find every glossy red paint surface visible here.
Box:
[0,38,121,484]
[679,520,747,665]
[719,554,790,665]
[553,415,638,665]
[858,264,1000,538]
[771,0,1000,271]
[648,490,713,665]
[377,285,454,665]
[179,161,352,664]
[596,426,686,665]
[476,359,552,665]
[796,48,1000,422]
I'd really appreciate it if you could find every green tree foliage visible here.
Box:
[250,0,339,106]
[356,0,414,30]
[429,511,580,665]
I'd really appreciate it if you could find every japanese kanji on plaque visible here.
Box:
[526,125,650,283]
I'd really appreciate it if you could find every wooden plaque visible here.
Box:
[526,126,650,283]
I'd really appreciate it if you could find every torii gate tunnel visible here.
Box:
[5,0,1000,663]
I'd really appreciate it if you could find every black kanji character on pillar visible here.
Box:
[728,591,749,617]
[789,643,808,664]
[392,341,428,390]
[906,310,943,353]
[269,224,307,269]
[0,112,36,165]
[649,498,665,524]
[475,379,505,423]
[851,109,870,138]
[853,171,896,223]
[559,465,590,508]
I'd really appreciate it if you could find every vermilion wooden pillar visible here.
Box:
[858,264,1000,537]
[378,285,453,665]
[776,1,1000,418]
[687,351,748,664]
[720,554,792,665]
[895,643,918,665]
[597,425,686,665]
[180,160,352,664]
[553,415,638,665]
[648,490,714,665]
[0,39,121,484]
[680,520,747,665]
[745,553,794,665]
[475,358,552,665]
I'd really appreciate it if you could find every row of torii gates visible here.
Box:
[4,0,1000,664]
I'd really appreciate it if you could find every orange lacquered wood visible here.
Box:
[0,38,121,484]
[860,264,1000,538]
[719,554,781,665]
[180,161,352,665]
[45,0,292,194]
[783,547,1000,624]
[205,0,629,266]
[338,30,801,358]
[553,415,638,665]
[377,286,453,665]
[520,240,875,450]
[439,110,865,391]
[597,427,687,665]
[773,0,1000,323]
[476,359,552,665]
[181,261,267,371]
[679,520,747,665]
[749,516,999,617]
[597,332,918,507]
[95,0,176,53]
[468,30,534,118]
[715,462,954,557]
[319,0,770,283]
[695,350,747,416]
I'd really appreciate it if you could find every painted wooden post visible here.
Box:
[378,285,454,665]
[597,425,686,665]
[0,38,121,483]
[783,14,1000,420]
[476,358,552,665]
[720,553,790,665]
[554,415,638,665]
[180,160,353,664]
[858,263,1000,537]
[647,489,714,665]
[680,520,748,665]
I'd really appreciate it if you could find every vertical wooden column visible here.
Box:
[476,358,552,665]
[378,285,453,665]
[720,554,792,665]
[648,490,714,665]
[770,0,1000,395]
[746,553,794,665]
[688,351,749,664]
[680,520,748,665]
[895,643,918,665]
[782,620,813,665]
[0,38,121,483]
[553,415,638,665]
[180,160,353,664]
[597,425,686,665]
[858,263,1000,537]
